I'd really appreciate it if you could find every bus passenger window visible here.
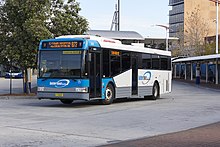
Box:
[142,54,152,69]
[161,56,168,70]
[168,57,171,70]
[122,52,131,71]
[152,55,160,69]
[110,50,121,76]
[111,56,121,76]
[103,50,110,77]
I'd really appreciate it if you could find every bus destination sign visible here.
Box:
[42,41,83,49]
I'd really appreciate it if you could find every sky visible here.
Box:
[76,0,171,38]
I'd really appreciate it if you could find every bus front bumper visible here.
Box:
[37,92,90,101]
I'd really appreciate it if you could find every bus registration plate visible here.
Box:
[55,93,64,97]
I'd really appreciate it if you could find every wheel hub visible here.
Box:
[106,88,112,100]
[154,86,158,97]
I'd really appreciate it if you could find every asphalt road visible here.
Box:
[0,81,220,147]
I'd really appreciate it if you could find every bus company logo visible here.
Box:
[50,79,70,88]
[77,80,82,84]
[139,71,151,85]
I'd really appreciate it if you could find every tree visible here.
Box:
[204,42,216,55]
[172,27,185,57]
[49,0,89,37]
[0,0,52,93]
[0,0,89,94]
[172,6,210,57]
[184,7,209,56]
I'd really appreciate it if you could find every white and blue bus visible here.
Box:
[37,35,172,104]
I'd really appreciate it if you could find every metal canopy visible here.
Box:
[172,54,220,63]
[87,30,144,40]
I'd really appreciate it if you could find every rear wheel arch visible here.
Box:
[107,81,115,92]
[151,81,160,100]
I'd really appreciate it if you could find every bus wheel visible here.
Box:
[151,82,160,100]
[102,84,114,105]
[60,99,74,104]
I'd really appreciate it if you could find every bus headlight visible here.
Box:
[74,87,88,93]
[38,87,45,91]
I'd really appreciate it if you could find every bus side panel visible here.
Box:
[155,70,172,95]
[138,70,172,96]
[164,71,172,93]
[138,69,154,97]
[113,69,132,98]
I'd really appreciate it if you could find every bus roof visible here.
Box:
[99,39,171,56]
[45,35,171,56]
[56,35,122,44]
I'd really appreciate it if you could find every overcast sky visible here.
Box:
[76,0,171,38]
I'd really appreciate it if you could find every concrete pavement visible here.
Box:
[100,80,220,147]
[0,80,219,146]
[0,75,37,95]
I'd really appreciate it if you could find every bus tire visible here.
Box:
[102,84,114,105]
[151,82,160,100]
[60,99,74,104]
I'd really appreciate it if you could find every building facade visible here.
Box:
[169,0,184,37]
[169,0,220,38]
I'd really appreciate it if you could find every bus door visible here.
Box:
[89,48,102,98]
[132,54,138,95]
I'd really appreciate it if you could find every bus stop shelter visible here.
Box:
[172,54,220,85]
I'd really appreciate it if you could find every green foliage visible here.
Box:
[0,0,89,69]
[50,0,89,37]
[184,6,209,56]
[0,0,89,93]
[204,42,216,55]
[0,0,52,69]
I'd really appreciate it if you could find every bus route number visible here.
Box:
[42,41,83,49]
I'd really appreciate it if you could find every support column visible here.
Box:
[184,63,187,80]
[216,58,219,84]
[174,64,177,78]
[179,63,181,78]
[206,63,208,83]
[191,63,193,81]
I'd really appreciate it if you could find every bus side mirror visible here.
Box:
[88,53,92,62]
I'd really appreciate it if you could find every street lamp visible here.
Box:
[156,24,169,51]
[118,0,120,31]
[209,0,219,54]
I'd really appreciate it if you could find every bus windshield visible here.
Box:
[39,50,84,78]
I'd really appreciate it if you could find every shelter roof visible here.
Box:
[87,30,144,40]
[172,54,220,63]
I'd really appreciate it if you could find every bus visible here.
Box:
[37,35,172,104]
